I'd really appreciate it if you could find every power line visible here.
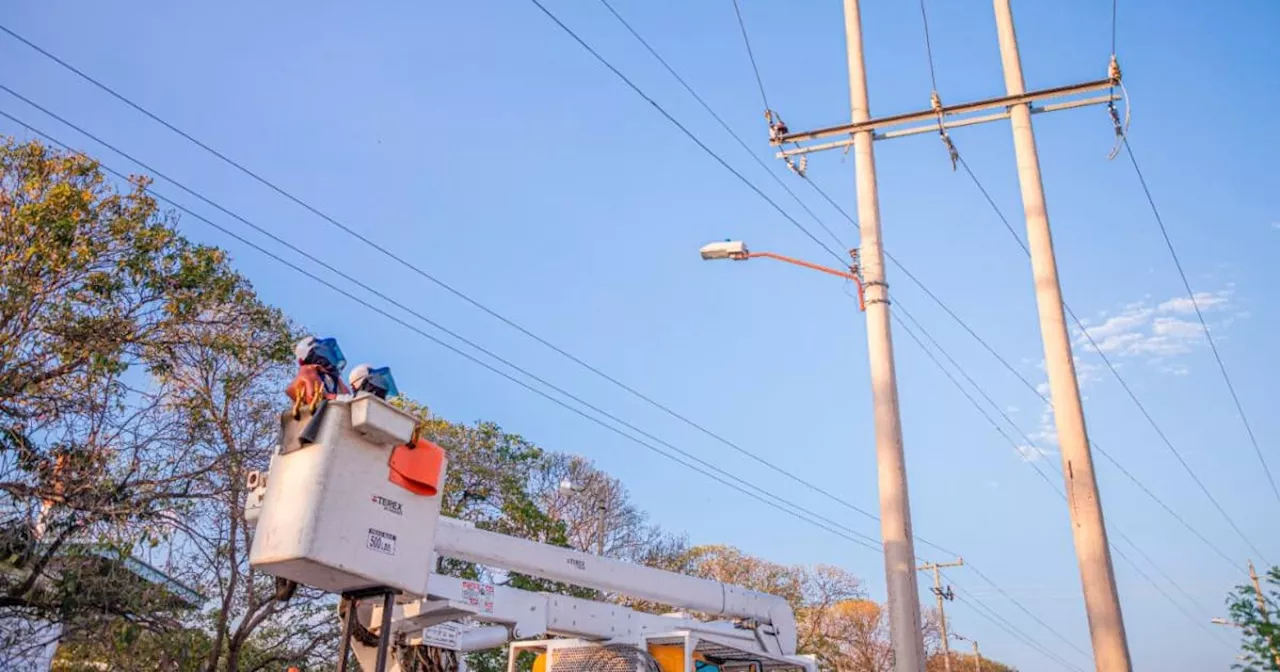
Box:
[955,154,1241,566]
[898,304,1229,655]
[892,313,1062,495]
[1110,0,1119,57]
[903,308,1237,644]
[729,0,770,114]
[1,17,1089,666]
[2,13,1009,572]
[953,153,1268,565]
[899,4,1239,645]
[917,0,941,92]
[3,12,975,569]
[1122,139,1280,508]
[730,5,1235,660]
[0,19,875,540]
[552,7,1098,660]
[601,2,1188,657]
[528,0,850,266]
[0,91,894,561]
[803,156,1240,569]
[609,0,1231,661]
[592,0,850,253]
[948,585,1087,672]
[0,106,887,558]
[2,18,1107,663]
[590,1,1097,654]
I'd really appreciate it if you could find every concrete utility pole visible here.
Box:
[1247,560,1280,668]
[770,2,1129,670]
[972,640,983,672]
[919,559,964,672]
[842,1,926,669]
[991,1,1130,669]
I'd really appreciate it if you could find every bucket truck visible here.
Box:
[245,389,815,672]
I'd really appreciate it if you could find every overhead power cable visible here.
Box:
[898,0,1241,643]
[953,154,1268,565]
[948,585,1087,672]
[1,17,1085,667]
[0,21,876,541]
[0,107,886,557]
[1122,139,1280,508]
[0,92,893,560]
[801,149,1240,570]
[595,0,1088,645]
[2,18,1097,663]
[592,0,849,254]
[522,7,1097,661]
[595,1,1205,661]
[729,0,771,116]
[903,301,1229,643]
[0,15,969,569]
[0,15,964,564]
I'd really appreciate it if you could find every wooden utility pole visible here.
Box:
[770,1,1131,669]
[919,558,964,672]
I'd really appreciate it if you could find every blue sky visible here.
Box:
[3,1,1278,669]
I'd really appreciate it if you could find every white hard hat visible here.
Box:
[294,336,318,362]
[348,363,372,390]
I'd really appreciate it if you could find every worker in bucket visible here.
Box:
[348,364,399,400]
[288,336,352,447]
[286,336,350,418]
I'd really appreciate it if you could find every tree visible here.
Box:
[1227,565,1280,671]
[926,650,1015,672]
[532,453,683,564]
[807,599,893,672]
[0,137,269,660]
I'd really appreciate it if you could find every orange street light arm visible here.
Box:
[745,251,865,311]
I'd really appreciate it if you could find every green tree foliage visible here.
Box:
[0,137,279,659]
[1227,566,1280,671]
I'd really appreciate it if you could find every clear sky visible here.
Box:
[3,1,1278,669]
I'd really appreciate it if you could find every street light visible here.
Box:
[949,633,983,672]
[702,237,937,662]
[558,479,607,556]
[699,240,865,310]
[1211,617,1241,628]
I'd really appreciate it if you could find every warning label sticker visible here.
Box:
[461,580,494,614]
[421,621,469,650]
[367,528,397,555]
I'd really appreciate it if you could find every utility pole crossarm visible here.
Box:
[774,77,1119,158]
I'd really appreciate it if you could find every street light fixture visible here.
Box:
[699,240,866,310]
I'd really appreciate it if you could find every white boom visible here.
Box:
[434,520,798,654]
[244,393,812,672]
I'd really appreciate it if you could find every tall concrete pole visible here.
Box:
[843,1,926,670]
[991,1,1131,669]
[973,641,983,672]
